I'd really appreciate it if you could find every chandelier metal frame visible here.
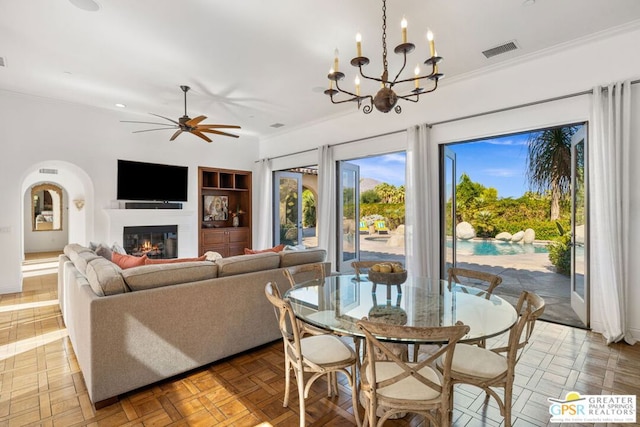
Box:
[324,0,443,114]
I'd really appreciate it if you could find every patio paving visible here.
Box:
[342,232,586,329]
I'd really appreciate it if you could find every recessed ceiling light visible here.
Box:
[115,103,126,108]
[69,0,100,12]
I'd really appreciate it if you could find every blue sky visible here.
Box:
[350,132,531,198]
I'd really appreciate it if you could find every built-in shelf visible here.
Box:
[198,167,252,256]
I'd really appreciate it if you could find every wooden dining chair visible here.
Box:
[265,282,361,427]
[283,263,326,287]
[356,318,469,427]
[445,290,545,427]
[447,267,503,298]
[413,267,503,361]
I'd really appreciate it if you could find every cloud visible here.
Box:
[483,168,521,177]
[379,153,406,163]
[483,138,528,146]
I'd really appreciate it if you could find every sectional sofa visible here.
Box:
[58,243,328,408]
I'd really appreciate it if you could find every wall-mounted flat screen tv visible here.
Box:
[117,160,188,202]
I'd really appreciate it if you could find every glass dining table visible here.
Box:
[283,274,518,344]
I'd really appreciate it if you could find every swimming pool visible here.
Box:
[448,239,549,256]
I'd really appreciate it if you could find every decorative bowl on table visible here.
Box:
[368,269,408,285]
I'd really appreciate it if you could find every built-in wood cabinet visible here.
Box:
[198,167,252,257]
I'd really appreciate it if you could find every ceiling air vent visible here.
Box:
[39,168,58,174]
[270,123,285,129]
[0,57,5,67]
[482,41,519,59]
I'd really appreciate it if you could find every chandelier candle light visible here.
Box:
[325,0,443,114]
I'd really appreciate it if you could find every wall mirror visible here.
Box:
[32,183,63,232]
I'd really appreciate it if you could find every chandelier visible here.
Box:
[324,0,443,114]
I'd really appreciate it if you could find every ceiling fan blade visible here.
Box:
[149,113,180,125]
[196,124,241,129]
[132,127,179,133]
[170,129,184,141]
[198,128,240,138]
[121,120,178,126]
[191,130,213,143]
[186,115,207,126]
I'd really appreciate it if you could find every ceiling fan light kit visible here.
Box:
[325,0,443,114]
[122,85,241,143]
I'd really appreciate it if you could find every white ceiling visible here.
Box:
[1,0,640,140]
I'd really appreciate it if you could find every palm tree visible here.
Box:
[526,126,577,220]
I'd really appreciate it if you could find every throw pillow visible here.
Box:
[95,244,113,261]
[204,251,222,261]
[144,255,207,265]
[244,244,285,255]
[111,242,127,255]
[112,253,147,269]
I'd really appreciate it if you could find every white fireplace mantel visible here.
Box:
[104,208,197,258]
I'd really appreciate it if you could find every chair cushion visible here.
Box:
[300,334,353,365]
[364,361,442,401]
[450,343,508,378]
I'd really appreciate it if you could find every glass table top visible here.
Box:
[284,275,518,344]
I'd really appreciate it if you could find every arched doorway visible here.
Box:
[20,161,94,261]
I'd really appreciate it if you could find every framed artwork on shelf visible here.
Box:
[203,195,229,221]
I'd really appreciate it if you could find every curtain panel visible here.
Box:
[254,158,273,249]
[590,80,635,344]
[318,145,337,271]
[405,124,440,278]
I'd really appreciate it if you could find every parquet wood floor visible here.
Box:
[1,267,638,426]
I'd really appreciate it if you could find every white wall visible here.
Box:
[0,93,258,294]
[259,28,640,338]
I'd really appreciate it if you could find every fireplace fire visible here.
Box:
[123,225,178,259]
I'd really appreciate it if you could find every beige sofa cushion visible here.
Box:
[64,243,94,264]
[74,251,102,275]
[216,252,280,277]
[279,248,327,267]
[122,262,218,291]
[85,258,128,296]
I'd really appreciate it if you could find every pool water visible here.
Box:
[448,239,549,256]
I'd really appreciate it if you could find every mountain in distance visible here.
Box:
[360,177,382,193]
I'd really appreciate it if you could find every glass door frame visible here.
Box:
[441,146,457,280]
[273,171,303,247]
[570,125,589,326]
[336,161,360,272]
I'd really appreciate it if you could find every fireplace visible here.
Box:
[123,225,178,259]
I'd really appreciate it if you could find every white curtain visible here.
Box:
[590,80,635,344]
[317,145,337,271]
[254,158,272,249]
[405,124,440,278]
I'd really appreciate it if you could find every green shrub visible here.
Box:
[547,222,571,275]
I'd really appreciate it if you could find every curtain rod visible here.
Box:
[259,79,639,162]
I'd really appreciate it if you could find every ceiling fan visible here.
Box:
[122,85,241,143]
